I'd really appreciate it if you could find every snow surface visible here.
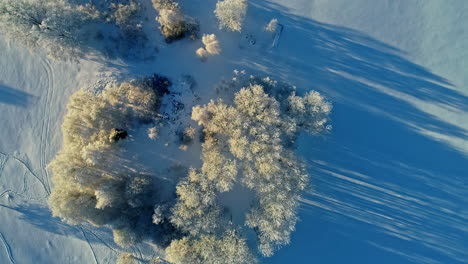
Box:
[1,0,467,263]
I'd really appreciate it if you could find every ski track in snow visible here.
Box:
[0,152,50,197]
[0,190,11,199]
[38,57,53,195]
[0,232,15,264]
[0,154,8,181]
[85,229,118,253]
[79,227,99,264]
[132,245,144,261]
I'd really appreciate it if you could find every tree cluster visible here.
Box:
[169,74,332,259]
[49,76,176,247]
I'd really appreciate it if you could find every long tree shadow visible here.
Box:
[0,83,34,107]
[235,1,468,264]
[235,1,468,145]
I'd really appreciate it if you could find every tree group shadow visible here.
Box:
[237,1,468,264]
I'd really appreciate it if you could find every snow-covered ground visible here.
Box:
[1,0,467,263]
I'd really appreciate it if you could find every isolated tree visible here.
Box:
[214,0,248,32]
[49,77,172,246]
[148,126,159,140]
[265,18,278,32]
[152,0,199,42]
[196,34,221,60]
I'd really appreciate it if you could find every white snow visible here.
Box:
[1,0,467,263]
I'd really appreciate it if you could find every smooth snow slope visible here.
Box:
[1,0,467,263]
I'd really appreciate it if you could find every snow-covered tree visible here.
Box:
[196,34,221,60]
[148,126,159,140]
[171,74,331,257]
[178,126,196,150]
[202,34,221,55]
[150,257,171,264]
[170,169,224,236]
[0,0,150,60]
[165,230,256,264]
[286,90,333,134]
[265,18,278,32]
[214,0,248,32]
[152,0,199,42]
[49,76,174,246]
[110,1,141,27]
[196,48,209,60]
[0,0,94,59]
[117,253,139,264]
[113,226,143,247]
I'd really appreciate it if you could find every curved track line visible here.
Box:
[0,232,15,264]
[0,154,9,181]
[38,58,53,194]
[0,190,11,199]
[0,152,50,196]
[132,245,144,262]
[85,229,118,253]
[79,227,99,264]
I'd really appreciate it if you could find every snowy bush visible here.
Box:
[148,127,159,140]
[196,34,221,60]
[202,34,221,55]
[265,18,278,32]
[110,1,141,27]
[196,48,209,60]
[166,230,256,264]
[117,253,139,264]
[152,0,178,10]
[103,0,149,59]
[49,76,177,246]
[287,91,333,134]
[178,126,196,150]
[150,257,171,264]
[152,0,199,42]
[214,0,248,32]
[170,74,332,257]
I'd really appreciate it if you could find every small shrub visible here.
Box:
[196,34,221,60]
[152,0,199,42]
[265,18,278,32]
